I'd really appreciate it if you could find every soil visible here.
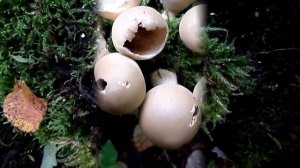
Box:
[209,0,300,167]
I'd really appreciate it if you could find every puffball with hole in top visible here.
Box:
[94,53,146,115]
[139,84,201,149]
[111,6,169,60]
[139,69,203,149]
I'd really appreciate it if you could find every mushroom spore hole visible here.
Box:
[96,79,108,91]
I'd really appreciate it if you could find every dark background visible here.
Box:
[208,0,300,167]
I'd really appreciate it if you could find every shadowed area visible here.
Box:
[96,79,107,91]
[123,26,167,56]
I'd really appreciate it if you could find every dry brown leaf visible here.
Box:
[133,124,154,152]
[3,80,47,133]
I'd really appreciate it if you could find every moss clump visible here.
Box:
[0,0,98,166]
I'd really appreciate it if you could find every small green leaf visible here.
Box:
[267,133,282,150]
[11,55,34,63]
[100,140,118,167]
[141,0,150,5]
[41,143,58,168]
[208,160,217,168]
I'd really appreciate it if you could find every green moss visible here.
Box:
[201,37,254,126]
[152,18,200,89]
[0,0,97,167]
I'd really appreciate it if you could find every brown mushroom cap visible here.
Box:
[139,84,201,149]
[112,6,168,60]
[94,53,146,114]
[98,0,142,21]
[179,4,207,53]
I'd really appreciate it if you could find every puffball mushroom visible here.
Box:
[179,4,207,53]
[150,68,178,86]
[97,0,142,21]
[139,69,204,149]
[94,53,146,115]
[112,6,169,60]
[160,0,194,17]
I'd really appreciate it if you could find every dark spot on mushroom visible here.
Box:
[192,106,199,117]
[123,25,167,56]
[96,79,107,91]
[190,105,199,127]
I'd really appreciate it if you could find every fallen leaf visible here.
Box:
[133,125,154,152]
[185,150,206,168]
[41,143,58,168]
[100,140,118,166]
[211,146,235,168]
[211,147,228,160]
[27,154,35,162]
[3,80,47,133]
[11,55,35,63]
[99,140,125,168]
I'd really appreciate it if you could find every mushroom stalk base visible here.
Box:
[95,28,110,63]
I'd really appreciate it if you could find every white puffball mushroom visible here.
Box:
[139,84,201,149]
[179,4,207,53]
[160,0,194,17]
[97,0,142,21]
[94,53,146,115]
[150,69,178,86]
[139,69,202,149]
[112,6,169,60]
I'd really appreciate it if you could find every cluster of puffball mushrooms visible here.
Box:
[95,0,207,150]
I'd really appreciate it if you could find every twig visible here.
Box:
[163,150,177,168]
[257,48,300,55]
[231,92,244,96]
[205,76,216,85]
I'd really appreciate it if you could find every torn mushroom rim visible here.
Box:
[120,22,168,58]
[111,6,169,60]
[189,103,200,127]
